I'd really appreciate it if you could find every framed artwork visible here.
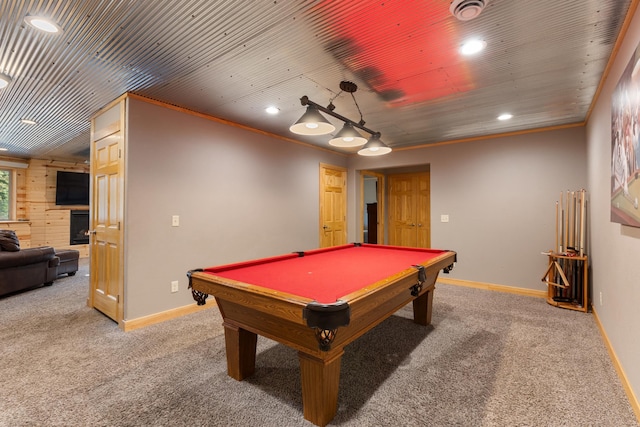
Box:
[611,42,640,227]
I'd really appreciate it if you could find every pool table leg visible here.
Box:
[412,285,435,326]
[223,322,257,380]
[298,350,344,427]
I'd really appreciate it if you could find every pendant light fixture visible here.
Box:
[289,105,336,135]
[329,122,367,147]
[290,81,391,156]
[357,134,392,156]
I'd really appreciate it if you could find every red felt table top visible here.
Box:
[203,244,447,304]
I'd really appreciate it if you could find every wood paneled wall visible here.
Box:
[15,167,27,219]
[0,221,32,247]
[23,159,90,257]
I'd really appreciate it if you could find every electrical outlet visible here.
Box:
[171,280,179,293]
[441,214,449,223]
[599,291,602,306]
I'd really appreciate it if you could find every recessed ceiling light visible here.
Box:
[20,119,38,125]
[265,106,279,115]
[0,74,11,89]
[0,148,7,152]
[497,113,513,121]
[460,39,486,56]
[24,16,62,34]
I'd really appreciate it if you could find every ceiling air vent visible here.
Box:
[449,0,489,21]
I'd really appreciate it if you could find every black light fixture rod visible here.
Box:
[300,96,381,138]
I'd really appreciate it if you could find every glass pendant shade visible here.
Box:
[289,106,335,135]
[328,123,367,147]
[357,134,392,156]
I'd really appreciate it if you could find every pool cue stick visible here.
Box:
[565,254,576,301]
[571,191,578,252]
[573,191,580,249]
[575,192,579,246]
[574,191,580,300]
[579,190,586,257]
[564,190,570,253]
[575,255,581,303]
[568,191,575,250]
[577,192,583,305]
[553,202,560,253]
[572,254,580,301]
[560,192,565,253]
[567,192,571,251]
[567,191,573,250]
[564,260,568,298]
[577,190,586,306]
[555,263,560,297]
[563,190,567,252]
[575,191,579,249]
[576,258,580,301]
[564,190,573,300]
[558,192,564,299]
[577,191,580,249]
[553,195,557,297]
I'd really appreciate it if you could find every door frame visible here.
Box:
[359,170,385,244]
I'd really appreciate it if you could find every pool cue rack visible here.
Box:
[541,189,589,312]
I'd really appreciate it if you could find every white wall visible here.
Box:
[586,5,640,406]
[124,97,346,319]
[348,126,587,290]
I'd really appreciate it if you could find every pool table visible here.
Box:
[187,243,456,426]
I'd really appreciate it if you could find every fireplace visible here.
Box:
[70,210,89,245]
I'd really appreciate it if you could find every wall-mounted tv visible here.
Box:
[55,171,90,206]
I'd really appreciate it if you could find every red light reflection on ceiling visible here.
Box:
[315,1,474,107]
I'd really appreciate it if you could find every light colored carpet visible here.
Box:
[1,258,637,426]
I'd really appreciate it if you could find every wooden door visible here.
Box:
[319,164,347,247]
[416,173,431,247]
[89,100,125,323]
[388,172,430,248]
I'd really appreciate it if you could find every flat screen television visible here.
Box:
[55,171,90,206]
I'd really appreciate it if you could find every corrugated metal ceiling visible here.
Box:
[0,0,635,161]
